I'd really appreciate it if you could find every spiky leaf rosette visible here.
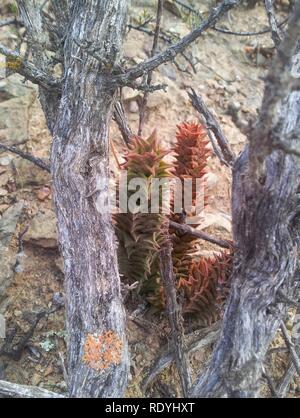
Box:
[171,122,211,283]
[173,122,210,210]
[114,131,173,294]
[151,251,233,323]
[178,251,233,325]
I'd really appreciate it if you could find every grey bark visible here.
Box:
[0,380,65,398]
[159,225,192,397]
[17,0,130,397]
[191,8,300,397]
[51,0,129,398]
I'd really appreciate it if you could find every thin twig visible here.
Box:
[0,143,50,172]
[0,43,60,91]
[112,0,241,87]
[188,88,235,166]
[159,220,192,397]
[264,0,282,49]
[126,80,167,92]
[280,320,300,376]
[262,365,279,397]
[142,321,220,391]
[173,0,288,37]
[113,101,133,147]
[169,220,232,249]
[277,306,300,397]
[213,17,288,36]
[128,24,196,74]
[0,305,62,361]
[138,0,164,136]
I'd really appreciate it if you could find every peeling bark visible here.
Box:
[17,0,130,397]
[50,0,129,398]
[191,28,300,398]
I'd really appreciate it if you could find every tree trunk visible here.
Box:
[191,42,300,397]
[18,0,130,397]
[50,0,129,398]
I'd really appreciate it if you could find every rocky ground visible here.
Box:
[0,0,299,397]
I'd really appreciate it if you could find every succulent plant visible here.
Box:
[171,122,211,283]
[114,123,233,325]
[178,251,233,325]
[114,131,173,295]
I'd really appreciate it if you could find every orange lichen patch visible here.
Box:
[82,330,123,370]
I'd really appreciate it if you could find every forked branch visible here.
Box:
[188,88,235,166]
[112,0,240,87]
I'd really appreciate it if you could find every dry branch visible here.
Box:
[159,222,192,397]
[280,320,300,376]
[142,322,220,391]
[0,143,50,172]
[264,0,282,49]
[0,380,64,398]
[112,0,240,87]
[169,220,232,249]
[113,101,133,146]
[188,88,235,166]
[262,366,279,397]
[0,43,60,91]
[175,0,288,37]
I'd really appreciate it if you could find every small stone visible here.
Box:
[135,354,143,365]
[24,209,58,248]
[56,381,67,390]
[207,79,218,89]
[129,100,139,113]
[256,53,268,67]
[36,186,51,201]
[122,87,140,102]
[14,309,22,317]
[193,351,205,362]
[0,188,7,196]
[228,100,241,113]
[160,64,176,81]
